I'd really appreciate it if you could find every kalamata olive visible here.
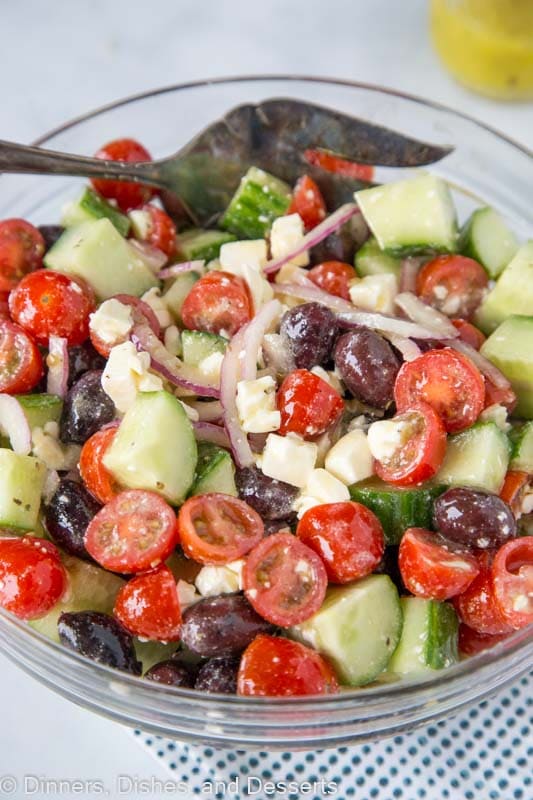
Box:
[374,546,407,594]
[235,466,298,521]
[280,302,338,369]
[38,225,64,252]
[58,611,142,674]
[68,342,106,387]
[433,487,517,549]
[45,478,101,559]
[181,594,274,657]
[334,329,400,408]
[263,517,296,536]
[194,656,239,694]
[144,660,195,687]
[60,370,115,443]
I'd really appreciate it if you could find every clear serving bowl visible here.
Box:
[0,76,531,750]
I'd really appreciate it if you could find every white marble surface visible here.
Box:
[0,0,531,795]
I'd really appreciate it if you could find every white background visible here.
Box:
[0,0,531,796]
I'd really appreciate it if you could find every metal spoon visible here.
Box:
[0,98,453,226]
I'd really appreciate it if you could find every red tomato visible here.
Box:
[288,175,327,230]
[134,205,176,258]
[484,379,517,413]
[0,219,45,292]
[91,138,155,212]
[458,623,511,656]
[0,319,43,394]
[277,369,344,438]
[492,537,533,629]
[297,501,384,583]
[89,294,160,358]
[0,536,67,620]
[500,471,530,517]
[85,490,179,574]
[9,270,95,346]
[308,261,356,301]
[394,348,485,433]
[237,634,338,697]
[372,402,447,487]
[0,292,10,319]
[416,255,488,320]
[178,493,264,565]
[304,149,374,182]
[243,532,327,627]
[451,318,486,350]
[453,550,513,635]
[113,564,181,641]
[79,424,121,504]
[399,528,479,601]
[181,271,252,337]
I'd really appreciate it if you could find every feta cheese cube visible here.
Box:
[141,287,173,329]
[31,421,81,472]
[294,468,350,518]
[101,340,163,413]
[89,298,134,345]
[177,580,201,609]
[325,429,374,485]
[195,560,244,597]
[270,214,309,267]
[219,240,268,271]
[128,209,152,240]
[261,433,317,488]
[367,418,411,462]
[349,273,399,314]
[236,376,281,433]
[479,403,511,432]
[198,351,225,384]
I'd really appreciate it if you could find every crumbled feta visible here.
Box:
[178,401,199,422]
[31,421,81,472]
[270,214,309,267]
[219,240,268,271]
[164,325,181,357]
[347,414,371,432]
[89,298,134,345]
[261,433,318,488]
[195,560,244,597]
[367,418,411,462]
[310,366,344,395]
[294,468,350,518]
[236,376,281,434]
[274,262,309,284]
[177,579,201,610]
[325,429,374,485]
[198,351,225,384]
[128,209,152,240]
[479,403,511,432]
[101,340,163,413]
[141,287,173,329]
[349,273,399,314]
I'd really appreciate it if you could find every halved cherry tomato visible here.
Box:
[372,402,447,487]
[89,294,160,358]
[0,319,43,393]
[181,271,252,337]
[308,261,356,301]
[304,149,374,182]
[243,531,327,627]
[237,634,338,696]
[399,528,479,601]
[415,255,488,320]
[453,550,513,635]
[288,175,327,230]
[113,564,181,641]
[451,318,486,350]
[134,205,176,258]
[85,489,179,574]
[492,536,533,629]
[500,471,530,518]
[178,493,263,565]
[458,623,511,656]
[0,219,45,292]
[277,369,344,438]
[297,501,384,583]
[484,378,517,413]
[394,348,485,433]
[91,138,155,212]
[9,270,95,346]
[0,536,67,620]
[79,424,121,504]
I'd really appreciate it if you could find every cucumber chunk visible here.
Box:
[16,394,63,430]
[387,597,458,676]
[289,575,403,686]
[355,237,402,278]
[191,442,237,497]
[181,330,228,367]
[61,188,131,237]
[177,228,236,262]
[349,479,446,545]
[162,272,199,324]
[436,422,509,493]
[475,242,533,334]
[0,450,46,531]
[220,167,291,239]
[355,174,458,256]
[103,390,197,505]
[510,422,533,472]
[480,315,533,419]
[459,207,519,279]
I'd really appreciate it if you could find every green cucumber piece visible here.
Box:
[162,272,199,324]
[16,394,63,430]
[289,575,403,686]
[387,597,458,676]
[475,242,533,334]
[355,237,402,278]
[480,315,533,419]
[459,207,519,279]
[177,229,236,262]
[191,442,237,497]
[61,187,131,237]
[436,422,509,493]
[220,167,291,239]
[103,390,197,505]
[510,422,533,472]
[0,450,45,531]
[349,479,446,545]
[181,330,228,367]
[134,639,178,673]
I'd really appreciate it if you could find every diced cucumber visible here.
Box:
[355,174,458,256]
[387,598,458,676]
[349,479,447,545]
[162,272,199,324]
[459,207,519,279]
[181,330,228,367]
[289,575,403,686]
[475,242,533,334]
[510,422,533,472]
[44,219,158,300]
[0,450,45,531]
[355,237,402,278]
[16,394,63,430]
[177,228,236,262]
[103,391,197,505]
[480,316,533,419]
[436,422,509,493]
[220,167,291,239]
[190,442,237,497]
[61,188,131,237]
[134,639,178,673]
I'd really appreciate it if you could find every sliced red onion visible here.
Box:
[188,400,223,422]
[158,260,205,280]
[395,292,459,339]
[241,299,283,381]
[399,258,422,293]
[248,432,268,453]
[46,336,69,398]
[264,203,360,275]
[445,338,512,390]
[129,239,167,273]
[220,328,255,468]
[262,333,293,376]
[383,333,422,362]
[274,282,354,314]
[0,395,32,455]
[192,421,231,449]
[338,310,446,340]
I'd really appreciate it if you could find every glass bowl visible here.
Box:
[0,77,531,750]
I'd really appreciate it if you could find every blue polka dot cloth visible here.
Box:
[134,673,531,799]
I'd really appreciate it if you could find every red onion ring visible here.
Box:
[46,336,69,398]
[192,421,231,449]
[0,395,32,455]
[158,260,205,280]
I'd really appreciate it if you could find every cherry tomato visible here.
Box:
[181,271,252,337]
[85,490,179,574]
[89,294,160,358]
[451,318,486,350]
[243,532,327,627]
[500,471,530,518]
[9,270,95,346]
[134,205,176,258]
[277,369,344,438]
[453,550,513,635]
[178,493,264,565]
[415,255,488,320]
[394,348,485,433]
[0,219,45,292]
[91,138,155,212]
[0,292,10,319]
[287,175,327,230]
[0,536,67,620]
[484,379,517,413]
[399,528,479,601]
[79,424,121,505]
[297,501,384,583]
[304,149,374,182]
[0,319,43,394]
[308,261,356,301]
[113,564,181,641]
[492,536,533,629]
[237,634,338,696]
[372,402,447,487]
[458,623,511,656]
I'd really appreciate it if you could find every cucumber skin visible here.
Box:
[427,601,458,670]
[0,450,46,531]
[387,597,458,676]
[220,167,291,239]
[355,237,402,278]
[16,394,63,430]
[510,422,533,472]
[62,188,131,237]
[437,421,510,494]
[458,207,518,280]
[177,229,236,262]
[181,330,228,367]
[190,443,237,497]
